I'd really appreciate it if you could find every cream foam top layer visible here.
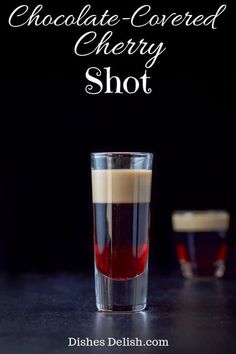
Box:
[172,211,230,232]
[92,169,152,204]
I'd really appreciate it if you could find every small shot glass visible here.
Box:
[172,210,230,279]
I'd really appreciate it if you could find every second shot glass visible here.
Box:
[172,210,230,279]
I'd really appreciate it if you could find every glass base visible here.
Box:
[179,260,226,279]
[95,265,148,312]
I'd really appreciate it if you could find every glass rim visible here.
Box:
[91,152,153,158]
[172,210,229,216]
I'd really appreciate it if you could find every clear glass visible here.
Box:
[172,210,230,279]
[91,152,153,311]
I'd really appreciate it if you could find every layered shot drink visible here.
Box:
[91,153,153,311]
[172,211,230,278]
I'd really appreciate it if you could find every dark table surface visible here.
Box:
[0,272,236,354]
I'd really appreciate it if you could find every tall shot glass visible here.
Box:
[91,152,153,311]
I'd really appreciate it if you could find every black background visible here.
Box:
[0,0,235,274]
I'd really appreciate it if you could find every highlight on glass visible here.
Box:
[91,152,153,311]
[172,210,230,279]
